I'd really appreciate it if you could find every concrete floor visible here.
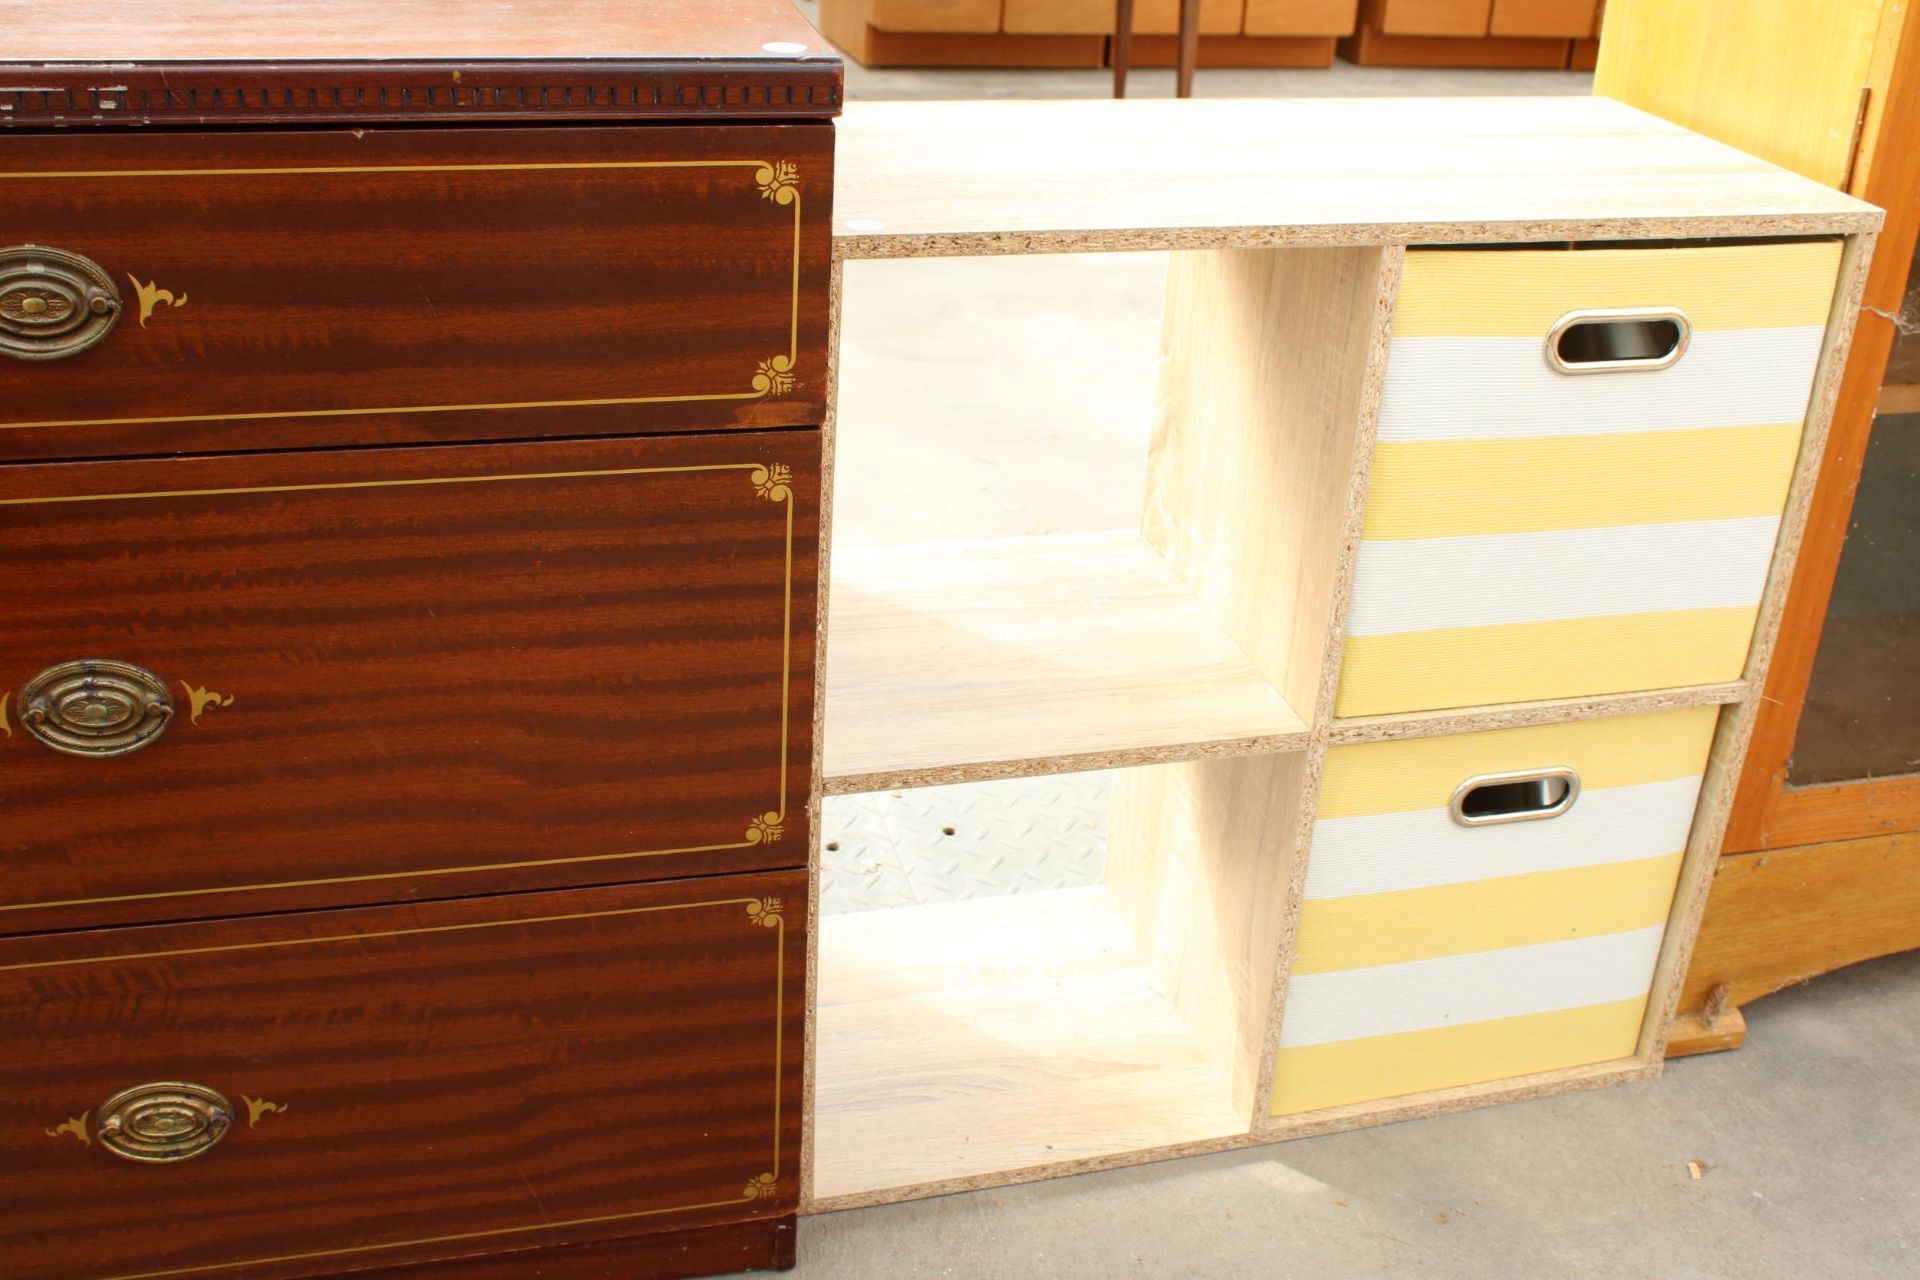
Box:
[782,10,1920,1277]
[795,949,1920,1278]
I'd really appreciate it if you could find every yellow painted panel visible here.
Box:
[1333,608,1758,720]
[1392,241,1843,337]
[1269,996,1648,1115]
[1318,705,1717,819]
[1593,0,1887,188]
[1362,423,1805,540]
[1292,853,1686,973]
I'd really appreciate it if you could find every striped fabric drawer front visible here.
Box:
[1335,241,1842,717]
[1270,707,1718,1117]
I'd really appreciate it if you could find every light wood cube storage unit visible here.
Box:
[804,97,1879,1211]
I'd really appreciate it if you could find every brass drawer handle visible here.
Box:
[19,659,175,757]
[97,1082,234,1164]
[0,245,123,362]
[1545,307,1690,374]
[1450,767,1580,827]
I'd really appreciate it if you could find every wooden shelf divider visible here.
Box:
[811,884,1254,1210]
[823,530,1311,794]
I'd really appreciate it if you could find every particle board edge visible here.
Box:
[1255,1055,1658,1139]
[822,729,1316,796]
[831,96,1878,259]
[1639,228,1878,1059]
[1249,245,1403,1120]
[833,212,1881,261]
[801,1128,1264,1215]
[801,1054,1657,1213]
[799,254,847,1208]
[1328,682,1751,744]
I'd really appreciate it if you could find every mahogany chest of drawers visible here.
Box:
[0,4,837,1278]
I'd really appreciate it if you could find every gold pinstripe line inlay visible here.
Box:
[0,159,806,431]
[0,896,790,1280]
[0,461,798,916]
[0,162,772,179]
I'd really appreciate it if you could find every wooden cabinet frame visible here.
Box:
[1723,1,1920,856]
[1597,0,1920,1054]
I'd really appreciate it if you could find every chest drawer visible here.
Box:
[1337,240,1842,716]
[1272,707,1717,1115]
[0,871,805,1280]
[0,431,816,935]
[0,123,831,461]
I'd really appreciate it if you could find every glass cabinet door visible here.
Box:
[1789,409,1920,785]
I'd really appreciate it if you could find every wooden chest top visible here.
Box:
[0,0,842,127]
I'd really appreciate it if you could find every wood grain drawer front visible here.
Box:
[0,433,816,936]
[1487,0,1597,37]
[0,124,831,461]
[1337,241,1843,717]
[1002,0,1246,35]
[1369,0,1492,35]
[0,873,805,1280]
[1270,707,1717,1116]
[1244,0,1362,36]
[872,0,1003,32]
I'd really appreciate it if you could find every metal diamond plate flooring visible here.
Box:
[821,772,1111,914]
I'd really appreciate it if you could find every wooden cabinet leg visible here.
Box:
[1114,0,1136,96]
[1177,0,1203,96]
[1665,1003,1749,1058]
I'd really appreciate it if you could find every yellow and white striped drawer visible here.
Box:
[1336,241,1842,717]
[1270,707,1718,1117]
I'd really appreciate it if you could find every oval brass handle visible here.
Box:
[1545,307,1691,375]
[0,245,123,362]
[97,1082,234,1164]
[19,659,175,757]
[1450,767,1580,827]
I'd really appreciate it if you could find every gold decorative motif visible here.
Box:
[0,690,10,739]
[746,813,785,846]
[751,463,793,501]
[181,681,235,725]
[746,897,784,928]
[241,1094,288,1128]
[45,1113,90,1147]
[753,354,796,397]
[742,1172,779,1200]
[127,275,188,328]
[755,161,798,205]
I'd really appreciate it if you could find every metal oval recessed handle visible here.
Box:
[1546,307,1690,374]
[97,1082,234,1164]
[19,659,175,757]
[0,245,123,362]
[1450,767,1580,827]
